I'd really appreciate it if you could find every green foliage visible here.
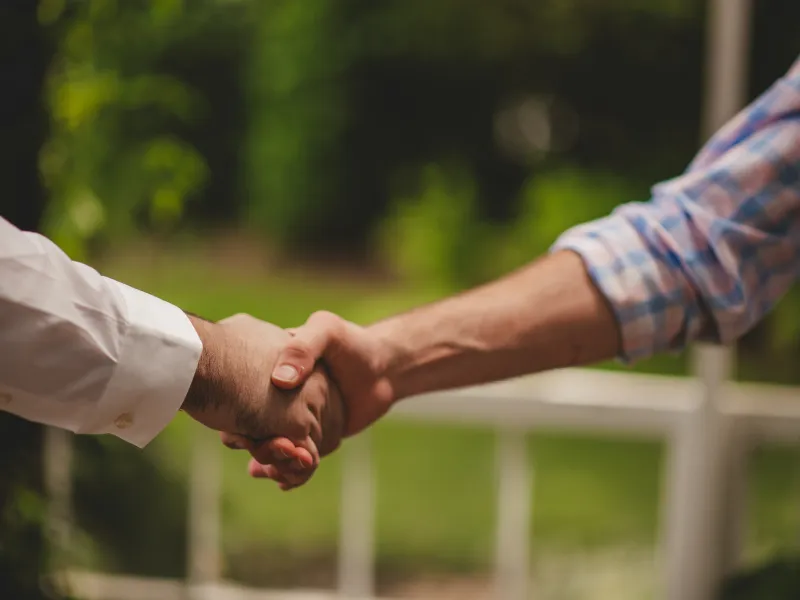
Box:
[378,165,639,288]
[1,0,794,592]
[357,0,698,60]
[244,0,349,247]
[242,0,703,252]
[378,163,487,289]
[493,168,639,274]
[770,286,800,351]
[39,0,209,260]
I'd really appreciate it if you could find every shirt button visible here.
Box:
[0,392,11,405]
[114,413,134,429]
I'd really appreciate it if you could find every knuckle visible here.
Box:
[308,310,342,332]
[309,309,335,323]
[285,338,313,358]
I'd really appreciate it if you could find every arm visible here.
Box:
[554,55,800,361]
[245,251,614,488]
[262,249,619,444]
[0,216,202,447]
[0,218,344,462]
[264,55,800,452]
[369,250,619,400]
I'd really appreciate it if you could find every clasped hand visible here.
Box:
[195,311,394,491]
[181,313,350,490]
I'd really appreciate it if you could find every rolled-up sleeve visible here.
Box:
[552,57,800,362]
[0,217,202,447]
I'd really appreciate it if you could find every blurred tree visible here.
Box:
[28,0,254,580]
[245,0,706,257]
[498,168,639,268]
[377,162,484,290]
[38,0,218,260]
[0,0,798,593]
[244,0,350,251]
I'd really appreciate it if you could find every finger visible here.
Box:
[249,459,311,488]
[282,470,313,486]
[249,461,290,484]
[248,459,272,478]
[262,460,311,486]
[277,436,319,469]
[277,438,318,486]
[271,311,345,389]
[248,437,315,467]
[262,447,317,483]
[263,437,302,461]
[247,437,319,490]
[297,437,319,468]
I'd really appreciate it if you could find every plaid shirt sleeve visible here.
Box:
[552,56,800,362]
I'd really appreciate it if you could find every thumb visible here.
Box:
[271,311,344,389]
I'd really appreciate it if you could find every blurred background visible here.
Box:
[1,0,799,599]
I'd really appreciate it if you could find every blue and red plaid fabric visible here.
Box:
[553,56,800,362]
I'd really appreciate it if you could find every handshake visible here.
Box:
[176,251,611,489]
[182,312,396,490]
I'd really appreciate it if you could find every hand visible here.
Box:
[274,311,397,435]
[248,311,398,484]
[183,314,346,489]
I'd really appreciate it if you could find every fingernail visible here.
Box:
[293,460,305,469]
[280,449,292,459]
[274,365,298,383]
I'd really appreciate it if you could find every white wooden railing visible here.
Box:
[46,346,800,600]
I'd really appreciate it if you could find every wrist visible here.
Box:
[367,317,416,403]
[183,315,224,414]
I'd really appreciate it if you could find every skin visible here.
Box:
[245,250,622,488]
[183,314,345,487]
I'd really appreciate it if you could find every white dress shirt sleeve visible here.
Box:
[0,217,203,447]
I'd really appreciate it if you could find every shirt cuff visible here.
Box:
[79,280,203,447]
[550,213,693,363]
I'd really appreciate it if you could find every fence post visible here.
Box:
[338,432,375,598]
[187,424,222,592]
[660,0,752,596]
[494,428,532,600]
[661,345,737,600]
[44,427,74,576]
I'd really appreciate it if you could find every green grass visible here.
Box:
[98,245,800,578]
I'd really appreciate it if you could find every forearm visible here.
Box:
[370,250,621,401]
